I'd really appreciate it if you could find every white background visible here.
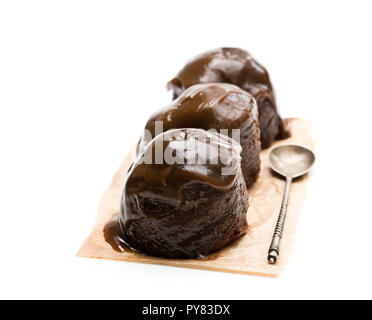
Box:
[1,0,371,299]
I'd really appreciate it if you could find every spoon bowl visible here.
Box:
[269,144,315,179]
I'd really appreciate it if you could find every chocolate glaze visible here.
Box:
[138,83,261,188]
[167,47,289,148]
[118,128,249,259]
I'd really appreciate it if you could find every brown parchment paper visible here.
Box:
[77,119,314,277]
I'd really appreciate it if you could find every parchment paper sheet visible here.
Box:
[77,119,314,277]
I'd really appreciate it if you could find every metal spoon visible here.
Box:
[267,144,315,264]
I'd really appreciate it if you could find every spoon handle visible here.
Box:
[268,177,292,264]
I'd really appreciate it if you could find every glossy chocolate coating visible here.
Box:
[138,83,261,188]
[119,128,249,259]
[167,47,289,148]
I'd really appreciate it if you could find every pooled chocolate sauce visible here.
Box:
[138,83,261,188]
[113,128,249,259]
[103,216,130,253]
[167,47,289,148]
